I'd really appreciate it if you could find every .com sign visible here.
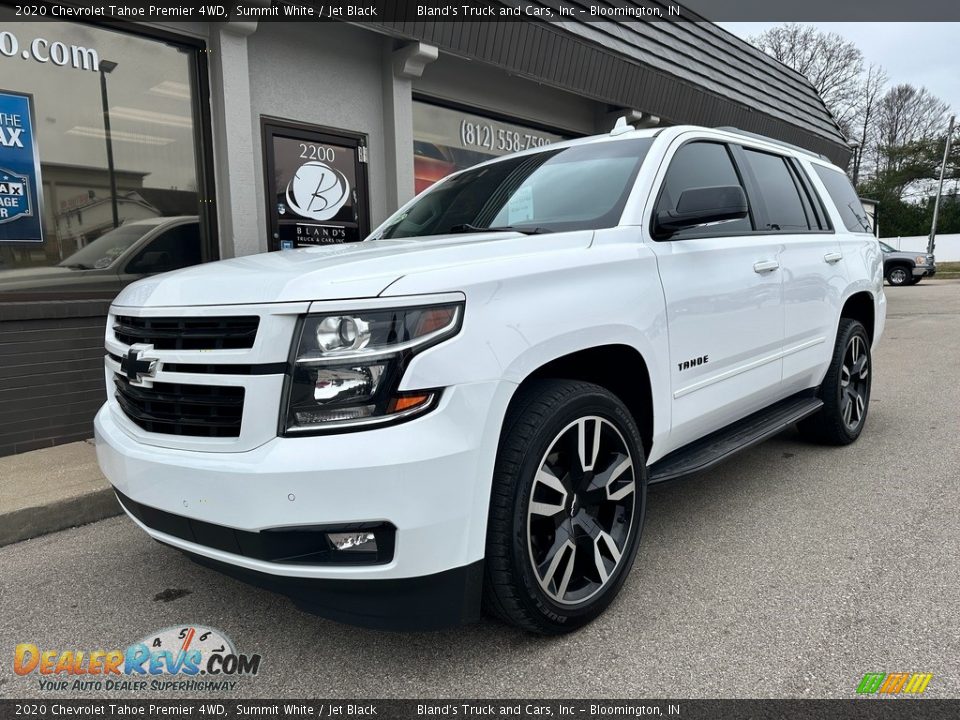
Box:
[0,30,100,71]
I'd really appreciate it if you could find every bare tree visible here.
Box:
[749,23,864,131]
[850,63,887,187]
[874,84,949,166]
[866,84,951,200]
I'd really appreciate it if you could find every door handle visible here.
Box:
[753,260,780,273]
[824,252,843,264]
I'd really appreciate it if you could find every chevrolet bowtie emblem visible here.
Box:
[120,344,158,385]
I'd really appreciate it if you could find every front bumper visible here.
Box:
[913,265,936,277]
[177,547,483,631]
[95,380,512,628]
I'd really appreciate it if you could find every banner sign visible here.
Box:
[0,90,44,244]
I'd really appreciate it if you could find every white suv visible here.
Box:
[95,124,884,634]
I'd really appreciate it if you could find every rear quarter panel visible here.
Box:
[802,158,886,355]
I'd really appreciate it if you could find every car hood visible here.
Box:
[0,265,77,290]
[113,231,593,308]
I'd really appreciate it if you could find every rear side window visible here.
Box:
[742,149,810,231]
[656,142,753,237]
[813,165,873,233]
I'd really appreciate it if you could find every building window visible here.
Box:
[0,17,213,300]
[412,100,567,193]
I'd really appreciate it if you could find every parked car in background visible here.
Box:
[879,241,936,286]
[0,216,201,297]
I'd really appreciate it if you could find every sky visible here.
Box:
[719,23,960,119]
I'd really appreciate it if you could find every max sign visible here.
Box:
[0,90,43,244]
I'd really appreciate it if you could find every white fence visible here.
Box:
[881,234,960,262]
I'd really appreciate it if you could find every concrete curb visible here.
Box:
[0,488,122,547]
[0,440,122,547]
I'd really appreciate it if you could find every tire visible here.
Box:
[886,266,910,286]
[798,319,872,445]
[483,379,647,634]
[908,276,923,285]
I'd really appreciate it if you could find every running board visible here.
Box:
[648,394,823,484]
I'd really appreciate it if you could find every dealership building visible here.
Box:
[0,3,850,456]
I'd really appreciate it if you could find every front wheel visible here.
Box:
[887,266,910,286]
[798,319,872,445]
[483,380,647,634]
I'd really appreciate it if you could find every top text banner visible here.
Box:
[7,0,960,22]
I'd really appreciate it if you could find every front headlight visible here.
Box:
[915,256,928,266]
[282,302,463,434]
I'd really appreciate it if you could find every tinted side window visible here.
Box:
[813,165,872,233]
[787,159,832,231]
[126,224,202,275]
[657,142,753,237]
[742,149,810,231]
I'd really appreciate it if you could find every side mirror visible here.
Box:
[655,185,748,236]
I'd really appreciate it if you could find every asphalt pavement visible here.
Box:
[2,280,958,699]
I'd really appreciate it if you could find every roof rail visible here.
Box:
[714,126,829,161]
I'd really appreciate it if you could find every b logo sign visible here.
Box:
[285,161,350,222]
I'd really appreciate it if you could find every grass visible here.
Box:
[937,261,960,278]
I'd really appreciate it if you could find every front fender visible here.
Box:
[394,242,672,459]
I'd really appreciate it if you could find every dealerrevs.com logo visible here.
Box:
[856,672,933,695]
[14,626,261,693]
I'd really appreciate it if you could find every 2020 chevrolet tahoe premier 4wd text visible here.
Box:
[96,124,885,634]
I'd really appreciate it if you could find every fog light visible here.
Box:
[327,532,377,552]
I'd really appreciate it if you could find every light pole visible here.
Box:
[928,114,955,256]
[98,59,119,229]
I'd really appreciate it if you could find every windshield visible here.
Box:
[879,241,895,253]
[58,224,154,270]
[378,138,654,239]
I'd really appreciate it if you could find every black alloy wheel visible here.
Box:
[483,380,647,634]
[798,318,872,445]
[526,415,637,605]
[839,333,870,432]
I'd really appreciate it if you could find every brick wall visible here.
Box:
[0,301,111,457]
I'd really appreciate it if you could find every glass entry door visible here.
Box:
[263,120,369,249]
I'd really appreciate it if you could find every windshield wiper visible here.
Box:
[60,263,92,270]
[448,223,552,235]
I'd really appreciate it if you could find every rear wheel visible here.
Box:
[798,319,872,445]
[887,266,910,286]
[483,380,647,634]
